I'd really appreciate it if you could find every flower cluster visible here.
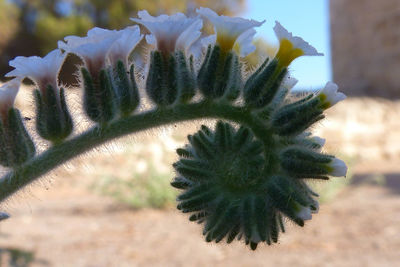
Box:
[0,7,347,250]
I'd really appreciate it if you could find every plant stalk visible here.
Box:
[0,100,274,202]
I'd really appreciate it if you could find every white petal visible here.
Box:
[0,78,22,115]
[201,34,217,47]
[145,34,156,46]
[131,11,202,53]
[329,158,348,177]
[6,49,65,89]
[137,10,169,22]
[197,7,264,54]
[234,28,257,57]
[58,28,120,72]
[61,29,115,50]
[73,38,115,61]
[188,34,216,60]
[175,19,203,53]
[197,7,264,41]
[274,21,323,56]
[107,26,143,66]
[87,27,117,38]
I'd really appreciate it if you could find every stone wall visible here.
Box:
[315,97,400,161]
[330,0,400,98]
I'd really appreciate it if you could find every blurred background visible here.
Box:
[1,0,400,266]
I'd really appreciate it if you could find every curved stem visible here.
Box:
[0,100,273,202]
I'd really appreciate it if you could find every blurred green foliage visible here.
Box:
[0,247,36,267]
[92,165,177,209]
[0,0,20,72]
[0,1,19,51]
[35,14,93,53]
[0,0,245,76]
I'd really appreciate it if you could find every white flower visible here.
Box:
[59,26,143,73]
[0,78,21,120]
[318,82,347,109]
[6,49,66,90]
[78,26,143,67]
[131,10,203,54]
[58,28,120,75]
[328,158,348,177]
[273,21,323,66]
[197,7,264,56]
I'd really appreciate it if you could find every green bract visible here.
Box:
[172,120,336,250]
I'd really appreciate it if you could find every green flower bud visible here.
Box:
[34,86,73,143]
[113,61,140,116]
[271,95,325,136]
[197,46,242,100]
[280,147,346,179]
[175,51,196,103]
[0,108,35,167]
[244,59,288,108]
[81,68,117,124]
[145,51,177,106]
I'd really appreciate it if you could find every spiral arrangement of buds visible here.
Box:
[0,7,347,250]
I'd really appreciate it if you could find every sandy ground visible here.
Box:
[0,159,399,267]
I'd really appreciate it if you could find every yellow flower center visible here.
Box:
[216,31,236,53]
[318,93,331,109]
[275,39,304,67]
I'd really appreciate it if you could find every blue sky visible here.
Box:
[242,0,331,90]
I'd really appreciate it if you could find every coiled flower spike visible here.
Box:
[0,7,348,252]
[172,120,346,250]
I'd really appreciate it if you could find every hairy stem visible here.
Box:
[0,100,274,202]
